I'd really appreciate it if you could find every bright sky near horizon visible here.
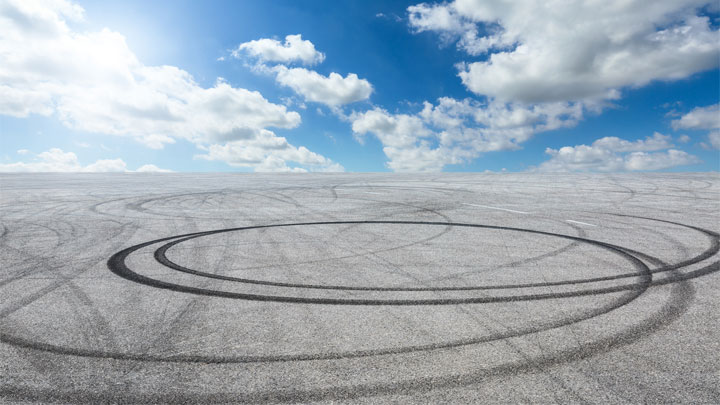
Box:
[1,0,718,173]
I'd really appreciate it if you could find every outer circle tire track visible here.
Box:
[0,216,716,364]
[113,215,720,301]
[112,220,654,305]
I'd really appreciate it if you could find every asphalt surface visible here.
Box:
[1,172,719,404]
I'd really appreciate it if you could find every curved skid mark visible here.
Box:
[161,221,455,285]
[13,265,697,404]
[112,220,652,303]
[144,216,717,293]
[20,259,718,363]
[424,221,589,285]
[0,213,716,370]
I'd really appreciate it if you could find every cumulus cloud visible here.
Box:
[232,34,325,66]
[0,148,126,172]
[351,97,583,172]
[0,0,341,172]
[408,0,719,103]
[135,134,176,150]
[136,164,173,173]
[708,131,720,150]
[624,150,701,171]
[233,35,373,107]
[671,103,720,130]
[82,158,128,172]
[385,0,718,172]
[196,130,344,172]
[352,108,439,172]
[671,104,720,150]
[0,148,178,173]
[535,134,700,172]
[590,132,674,152]
[408,2,468,37]
[272,66,373,107]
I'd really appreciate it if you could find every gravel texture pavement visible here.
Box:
[1,172,718,403]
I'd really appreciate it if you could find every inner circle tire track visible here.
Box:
[0,216,716,364]
[154,217,718,292]
[153,221,651,293]
[109,219,709,305]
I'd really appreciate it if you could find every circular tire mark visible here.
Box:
[0,216,716,364]
[111,220,654,305]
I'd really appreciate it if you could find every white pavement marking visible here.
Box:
[566,219,597,227]
[462,203,531,214]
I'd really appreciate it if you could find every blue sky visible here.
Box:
[1,0,718,173]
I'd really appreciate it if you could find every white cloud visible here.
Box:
[351,97,584,172]
[409,1,719,103]
[379,0,717,172]
[232,34,325,66]
[678,134,691,143]
[408,3,467,35]
[536,134,700,172]
[0,148,127,172]
[590,132,674,152]
[672,104,720,151]
[135,134,175,150]
[0,84,54,117]
[195,130,344,172]
[671,103,720,130]
[0,148,178,173]
[624,150,701,171]
[136,164,173,173]
[83,158,128,172]
[352,108,441,172]
[0,0,341,172]
[234,35,373,108]
[708,131,720,150]
[273,66,373,107]
[16,149,29,155]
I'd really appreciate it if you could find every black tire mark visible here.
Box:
[426,220,588,285]
[0,262,706,404]
[64,282,120,352]
[0,217,104,286]
[1,205,718,388]
[183,197,458,278]
[150,217,717,294]
[0,222,140,320]
[111,220,653,305]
